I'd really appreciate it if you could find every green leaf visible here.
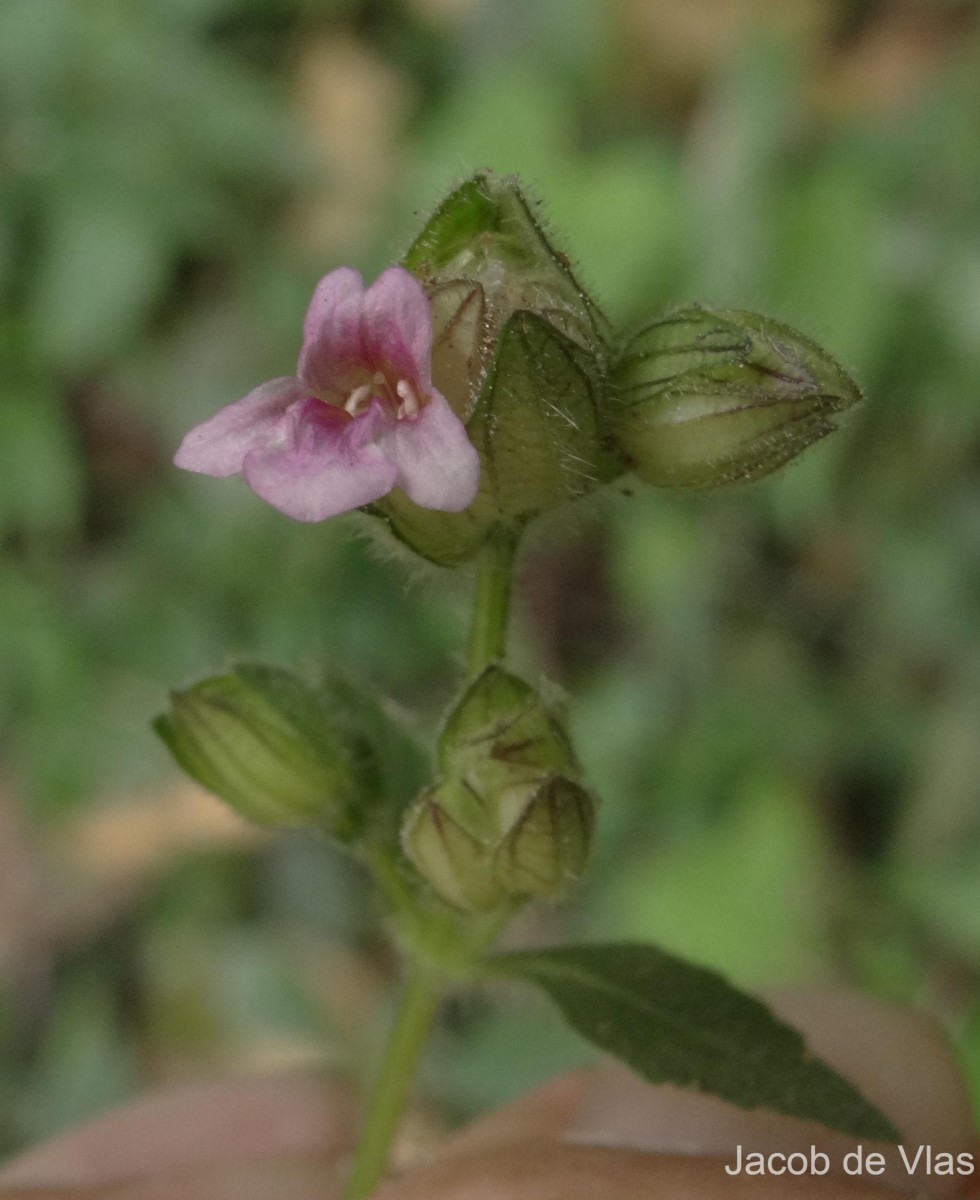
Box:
[487,942,898,1141]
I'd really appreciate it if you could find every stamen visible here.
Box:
[396,380,420,420]
[344,385,372,416]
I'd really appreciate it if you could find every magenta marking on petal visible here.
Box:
[174,377,307,478]
[289,395,351,444]
[378,390,480,512]
[297,267,369,400]
[241,399,398,522]
[361,267,434,391]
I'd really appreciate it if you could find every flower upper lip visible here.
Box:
[173,266,480,523]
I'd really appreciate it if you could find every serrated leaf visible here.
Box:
[487,942,898,1142]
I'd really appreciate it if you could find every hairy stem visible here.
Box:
[467,529,518,676]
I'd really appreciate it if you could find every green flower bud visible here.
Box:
[611,306,863,488]
[155,664,358,837]
[401,775,594,913]
[494,775,593,900]
[404,171,608,362]
[401,785,505,912]
[438,666,577,830]
[373,173,618,566]
[400,666,595,912]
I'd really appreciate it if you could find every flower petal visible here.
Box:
[380,390,481,512]
[361,267,434,391]
[242,399,398,522]
[297,267,368,400]
[174,377,305,477]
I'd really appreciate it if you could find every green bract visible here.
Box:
[611,306,863,488]
[373,173,618,566]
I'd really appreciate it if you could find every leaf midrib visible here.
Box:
[498,952,795,1076]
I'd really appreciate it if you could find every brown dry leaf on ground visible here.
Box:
[610,0,970,120]
[290,34,413,261]
[55,782,260,884]
[814,5,973,117]
[41,782,261,949]
[0,785,56,992]
[610,0,833,109]
[403,0,477,28]
[2,990,976,1200]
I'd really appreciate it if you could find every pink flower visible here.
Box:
[174,267,480,522]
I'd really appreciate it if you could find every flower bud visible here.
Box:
[438,665,577,813]
[400,667,595,911]
[401,784,504,912]
[493,775,593,900]
[401,775,594,913]
[611,306,863,488]
[373,173,618,566]
[404,171,608,363]
[155,664,358,837]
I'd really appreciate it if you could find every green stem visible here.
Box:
[344,961,444,1199]
[344,531,520,1196]
[466,530,518,676]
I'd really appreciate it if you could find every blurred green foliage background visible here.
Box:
[2,0,980,1153]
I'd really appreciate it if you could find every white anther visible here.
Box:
[344,385,371,416]
[396,380,420,420]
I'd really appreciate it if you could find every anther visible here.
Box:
[396,380,420,420]
[344,385,372,416]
